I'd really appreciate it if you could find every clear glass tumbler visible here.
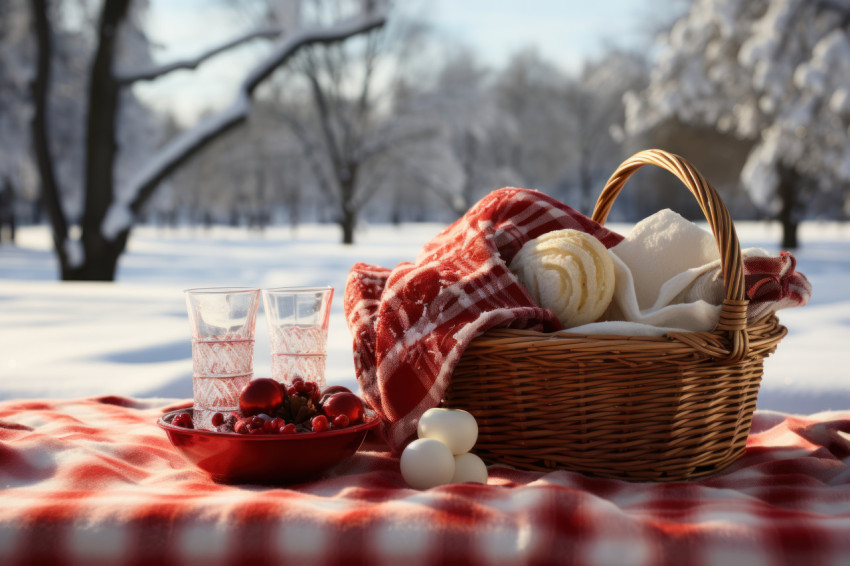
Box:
[185,287,260,429]
[262,286,333,389]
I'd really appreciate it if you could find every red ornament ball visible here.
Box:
[238,378,285,416]
[321,385,352,397]
[320,384,353,405]
[322,392,364,425]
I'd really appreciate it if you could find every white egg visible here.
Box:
[400,438,456,490]
[451,453,488,484]
[417,408,478,455]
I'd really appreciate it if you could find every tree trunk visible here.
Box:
[578,156,593,216]
[459,131,477,215]
[338,161,359,245]
[61,232,128,280]
[30,0,71,268]
[0,179,14,244]
[340,207,356,244]
[76,0,132,281]
[777,164,800,249]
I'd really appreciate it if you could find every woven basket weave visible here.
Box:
[444,149,788,482]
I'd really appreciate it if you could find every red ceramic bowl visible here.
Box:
[158,410,380,484]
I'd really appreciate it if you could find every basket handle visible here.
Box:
[592,149,749,362]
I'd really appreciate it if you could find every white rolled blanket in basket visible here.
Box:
[568,209,812,337]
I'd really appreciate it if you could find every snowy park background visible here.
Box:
[2,0,850,414]
[2,219,849,414]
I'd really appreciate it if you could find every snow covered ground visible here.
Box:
[1,221,849,414]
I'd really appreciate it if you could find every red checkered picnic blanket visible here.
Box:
[1,396,849,565]
[344,188,812,452]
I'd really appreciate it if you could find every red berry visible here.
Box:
[211,412,225,427]
[172,412,194,428]
[311,414,330,432]
[322,392,365,425]
[332,414,350,428]
[234,419,249,434]
[280,423,297,434]
[238,378,285,416]
[248,426,264,435]
[294,379,309,394]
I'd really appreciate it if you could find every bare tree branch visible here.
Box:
[355,124,436,164]
[278,109,339,202]
[303,59,347,177]
[341,28,381,157]
[114,28,282,85]
[103,9,386,238]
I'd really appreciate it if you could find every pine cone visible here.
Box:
[276,393,318,425]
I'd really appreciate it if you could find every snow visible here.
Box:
[63,237,85,269]
[100,202,135,242]
[1,221,849,415]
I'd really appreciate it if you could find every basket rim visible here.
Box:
[466,314,787,361]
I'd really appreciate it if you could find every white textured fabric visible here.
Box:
[570,210,762,337]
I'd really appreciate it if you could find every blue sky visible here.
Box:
[139,0,653,124]
[431,0,651,70]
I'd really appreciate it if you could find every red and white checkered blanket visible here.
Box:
[1,396,849,565]
[344,188,811,452]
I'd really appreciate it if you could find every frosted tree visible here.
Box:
[274,0,431,244]
[29,0,386,280]
[625,0,850,247]
[494,48,573,195]
[565,49,648,214]
[388,50,521,218]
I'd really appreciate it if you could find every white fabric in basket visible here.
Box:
[567,209,767,337]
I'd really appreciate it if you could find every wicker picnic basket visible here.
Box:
[443,149,788,482]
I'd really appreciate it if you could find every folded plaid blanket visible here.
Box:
[345,188,811,452]
[1,397,848,565]
[344,188,623,450]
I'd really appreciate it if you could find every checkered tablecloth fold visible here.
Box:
[1,396,849,565]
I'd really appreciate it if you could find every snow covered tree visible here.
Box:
[563,49,649,214]
[29,0,386,280]
[494,48,573,195]
[625,0,850,248]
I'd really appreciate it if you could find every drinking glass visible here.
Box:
[185,287,260,429]
[262,286,333,389]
